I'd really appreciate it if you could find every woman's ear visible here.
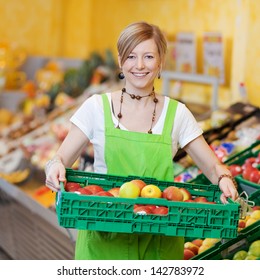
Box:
[118,55,122,68]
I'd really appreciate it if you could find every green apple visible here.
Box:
[232,250,248,260]
[119,182,140,198]
[248,240,260,258]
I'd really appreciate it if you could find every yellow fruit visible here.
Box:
[119,182,140,198]
[248,240,260,258]
[202,238,220,247]
[250,210,260,220]
[141,184,162,198]
[246,218,257,227]
[233,250,248,260]
[198,245,210,254]
[245,255,257,260]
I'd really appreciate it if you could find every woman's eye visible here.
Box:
[146,55,154,59]
[127,55,135,59]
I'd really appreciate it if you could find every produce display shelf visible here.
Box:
[191,220,260,260]
[56,168,240,239]
[190,140,260,197]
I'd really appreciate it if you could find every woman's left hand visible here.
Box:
[218,176,239,204]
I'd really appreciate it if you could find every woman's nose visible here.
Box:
[136,58,144,69]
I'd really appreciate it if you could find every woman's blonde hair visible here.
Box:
[117,21,167,66]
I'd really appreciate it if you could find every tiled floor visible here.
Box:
[0,247,12,260]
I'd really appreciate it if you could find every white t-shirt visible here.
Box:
[70,93,203,173]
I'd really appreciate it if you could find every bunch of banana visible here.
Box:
[0,168,30,184]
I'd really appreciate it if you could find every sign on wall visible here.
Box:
[203,32,225,84]
[175,32,196,73]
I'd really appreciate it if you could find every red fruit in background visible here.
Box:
[249,169,260,183]
[244,157,257,166]
[152,206,168,215]
[242,166,255,180]
[183,248,195,260]
[95,191,114,197]
[74,188,92,195]
[134,205,153,215]
[84,185,104,194]
[228,164,243,177]
[65,182,81,192]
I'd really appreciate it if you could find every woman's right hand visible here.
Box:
[45,157,66,192]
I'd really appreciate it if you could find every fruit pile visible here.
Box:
[228,151,260,184]
[230,240,260,260]
[64,178,216,216]
[184,238,220,260]
[238,207,260,230]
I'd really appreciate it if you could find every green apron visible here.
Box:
[75,94,184,260]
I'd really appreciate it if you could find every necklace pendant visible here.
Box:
[154,97,158,103]
[136,95,141,100]
[130,94,136,99]
[148,129,152,134]
[117,113,122,119]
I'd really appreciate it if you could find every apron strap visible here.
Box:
[162,99,178,136]
[102,93,114,129]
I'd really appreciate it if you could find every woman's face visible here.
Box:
[120,39,161,91]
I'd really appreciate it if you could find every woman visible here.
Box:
[45,21,238,260]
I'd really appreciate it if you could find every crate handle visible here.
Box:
[235,191,255,219]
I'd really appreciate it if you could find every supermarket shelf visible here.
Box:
[0,177,76,260]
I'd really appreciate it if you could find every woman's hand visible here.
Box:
[218,175,239,204]
[45,157,66,192]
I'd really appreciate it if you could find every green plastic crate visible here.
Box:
[56,168,240,239]
[191,220,260,260]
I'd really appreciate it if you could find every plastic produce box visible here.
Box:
[56,168,240,239]
[191,220,260,260]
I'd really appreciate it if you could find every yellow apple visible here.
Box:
[250,210,260,220]
[245,218,257,227]
[119,182,140,198]
[140,184,162,198]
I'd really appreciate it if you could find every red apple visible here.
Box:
[249,169,260,183]
[184,241,199,255]
[162,186,183,201]
[242,166,255,180]
[95,191,114,197]
[145,204,157,212]
[134,205,153,215]
[74,188,92,195]
[130,179,147,191]
[238,219,246,228]
[108,187,120,197]
[183,248,195,260]
[252,206,260,211]
[179,188,192,201]
[228,164,243,177]
[193,196,208,203]
[84,185,104,194]
[244,157,257,166]
[152,206,168,215]
[65,182,81,192]
[191,239,203,247]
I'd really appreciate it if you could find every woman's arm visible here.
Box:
[184,135,238,203]
[45,123,90,191]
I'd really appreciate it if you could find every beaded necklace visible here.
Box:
[117,87,158,134]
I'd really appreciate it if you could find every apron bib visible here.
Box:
[75,94,184,260]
